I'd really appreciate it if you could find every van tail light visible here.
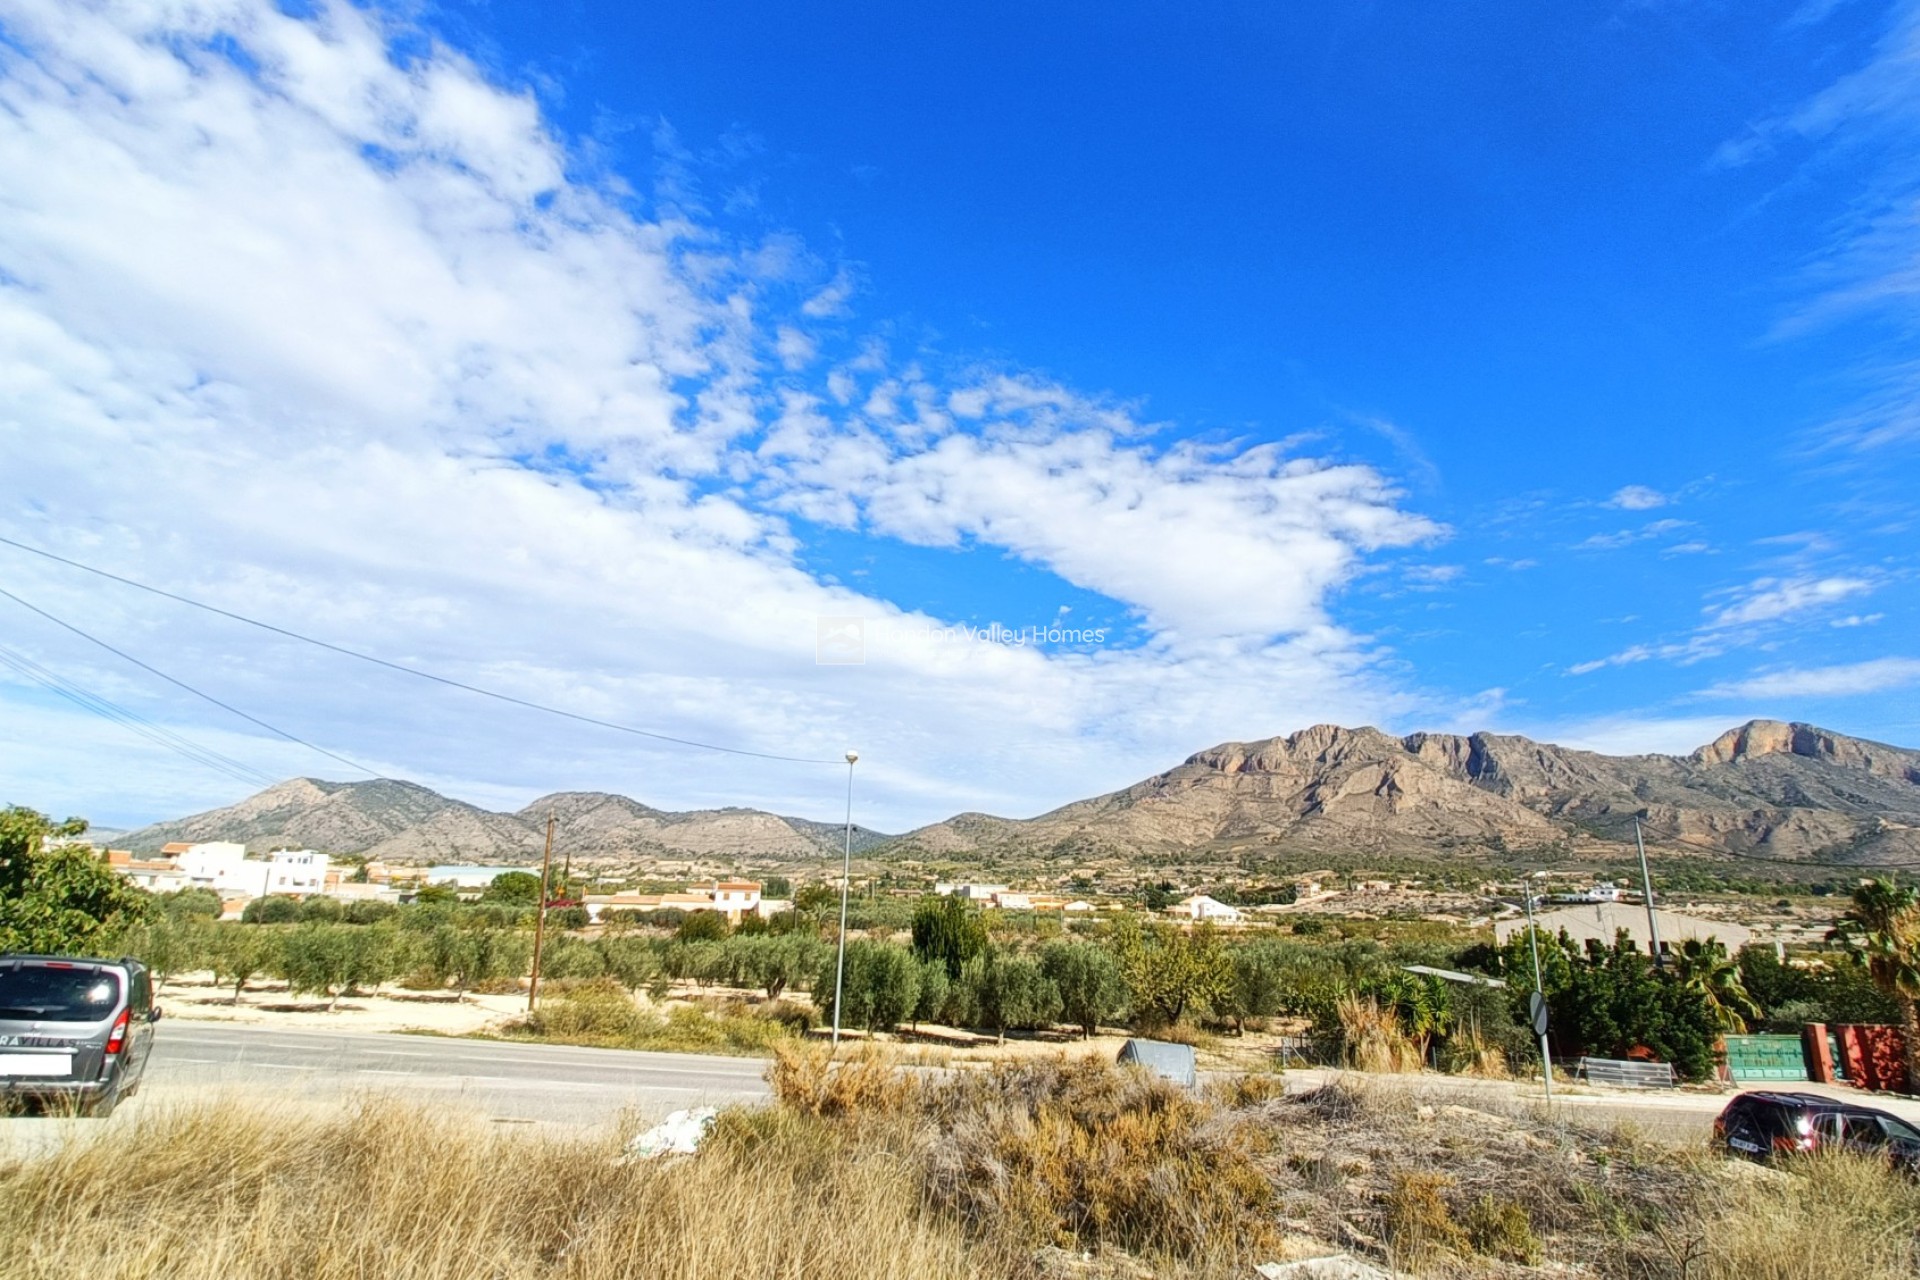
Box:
[1766,1120,1812,1159]
[104,1008,131,1056]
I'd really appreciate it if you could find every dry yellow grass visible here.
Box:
[1334,994,1422,1073]
[0,1097,985,1280]
[1654,1153,1920,1280]
[4,1065,1919,1280]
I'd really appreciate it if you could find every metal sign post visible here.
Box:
[1523,879,1552,1103]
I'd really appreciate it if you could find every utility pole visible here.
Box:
[1523,875,1553,1103]
[1634,817,1664,968]
[831,750,858,1048]
[527,809,556,1014]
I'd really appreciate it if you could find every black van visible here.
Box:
[1715,1090,1920,1172]
[0,954,162,1117]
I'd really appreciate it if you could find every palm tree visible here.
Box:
[1670,938,1761,1033]
[1828,880,1920,1092]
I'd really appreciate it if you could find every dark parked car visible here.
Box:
[1715,1090,1920,1172]
[0,955,161,1117]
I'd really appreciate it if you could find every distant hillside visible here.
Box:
[120,720,1920,869]
[896,720,1920,865]
[122,779,893,863]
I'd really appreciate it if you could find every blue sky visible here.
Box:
[0,0,1915,830]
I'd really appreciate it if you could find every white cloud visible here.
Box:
[758,378,1441,642]
[1700,657,1920,699]
[774,325,816,371]
[0,0,1443,829]
[1573,518,1687,551]
[1528,714,1758,759]
[1704,575,1874,627]
[1722,1,1920,450]
[1832,612,1885,627]
[800,267,855,318]
[1568,571,1881,676]
[1607,484,1669,510]
[1567,646,1656,676]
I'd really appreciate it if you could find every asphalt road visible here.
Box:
[1,1021,771,1155]
[146,1022,773,1119]
[16,1020,1917,1158]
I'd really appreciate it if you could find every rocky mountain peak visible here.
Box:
[1691,719,1920,784]
[1693,720,1804,765]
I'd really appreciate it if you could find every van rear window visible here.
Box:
[0,967,122,1021]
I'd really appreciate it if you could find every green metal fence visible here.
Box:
[1723,1033,1809,1083]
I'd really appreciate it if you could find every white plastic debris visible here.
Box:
[623,1107,718,1161]
[1255,1255,1406,1280]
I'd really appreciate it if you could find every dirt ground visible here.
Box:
[157,970,527,1036]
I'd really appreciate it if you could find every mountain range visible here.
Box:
[120,720,1920,867]
[121,777,894,865]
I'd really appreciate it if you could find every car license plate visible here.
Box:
[1728,1136,1763,1154]
[0,1053,74,1078]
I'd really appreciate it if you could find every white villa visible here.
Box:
[1170,894,1243,924]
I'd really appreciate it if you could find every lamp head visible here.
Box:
[845,750,859,765]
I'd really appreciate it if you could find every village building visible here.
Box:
[1170,894,1243,924]
[1493,901,1755,955]
[582,881,785,924]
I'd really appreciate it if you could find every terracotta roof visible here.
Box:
[161,842,194,854]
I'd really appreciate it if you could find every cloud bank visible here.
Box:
[0,0,1439,827]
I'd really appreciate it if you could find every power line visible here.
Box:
[1626,817,1920,873]
[0,640,279,790]
[0,585,385,780]
[0,535,844,766]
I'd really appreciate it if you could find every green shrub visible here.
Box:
[677,911,730,943]
[298,895,343,923]
[526,980,654,1041]
[242,895,302,925]
[1463,1194,1541,1265]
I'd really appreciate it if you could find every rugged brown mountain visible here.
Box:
[120,778,542,860]
[898,719,1920,864]
[121,780,892,862]
[121,720,1920,867]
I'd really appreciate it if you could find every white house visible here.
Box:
[1171,895,1243,924]
[106,851,188,893]
[266,850,330,895]
[709,881,762,921]
[936,883,1009,902]
[426,865,527,890]
[582,882,784,923]
[175,841,270,898]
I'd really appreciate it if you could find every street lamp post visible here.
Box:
[1634,817,1664,968]
[1522,873,1553,1103]
[830,750,858,1048]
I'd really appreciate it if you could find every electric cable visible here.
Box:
[0,585,385,779]
[0,640,279,789]
[0,535,844,765]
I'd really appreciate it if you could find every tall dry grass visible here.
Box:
[1334,993,1422,1073]
[1652,1153,1920,1280]
[6,1064,1920,1279]
[0,1097,985,1280]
